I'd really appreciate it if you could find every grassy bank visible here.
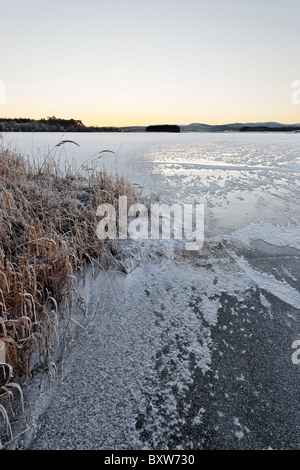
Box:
[0,143,139,444]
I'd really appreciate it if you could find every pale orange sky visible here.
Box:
[1,0,300,127]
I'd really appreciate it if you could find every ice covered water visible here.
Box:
[3,131,300,300]
[3,131,300,449]
[3,131,300,240]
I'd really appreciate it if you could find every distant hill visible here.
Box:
[118,122,300,133]
[118,126,146,132]
[1,117,300,133]
[180,122,300,132]
[240,125,300,132]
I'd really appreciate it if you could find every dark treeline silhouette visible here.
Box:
[146,124,180,133]
[0,116,120,132]
[240,125,300,132]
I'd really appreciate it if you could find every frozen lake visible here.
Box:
[1,131,300,450]
[2,131,300,239]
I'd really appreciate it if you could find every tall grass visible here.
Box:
[0,144,139,446]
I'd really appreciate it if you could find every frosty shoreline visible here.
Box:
[5,229,298,450]
[1,132,299,450]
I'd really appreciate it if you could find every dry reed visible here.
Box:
[0,143,139,445]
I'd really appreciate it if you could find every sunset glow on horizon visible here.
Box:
[1,0,300,127]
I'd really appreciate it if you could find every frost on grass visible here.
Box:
[0,145,139,446]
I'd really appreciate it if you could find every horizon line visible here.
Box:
[1,116,300,128]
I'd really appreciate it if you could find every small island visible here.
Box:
[145,124,180,133]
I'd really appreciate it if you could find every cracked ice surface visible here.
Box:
[3,131,300,450]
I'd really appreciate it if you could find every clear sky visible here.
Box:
[1,0,300,126]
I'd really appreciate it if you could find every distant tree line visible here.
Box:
[146,125,180,133]
[0,116,120,132]
[240,125,300,132]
